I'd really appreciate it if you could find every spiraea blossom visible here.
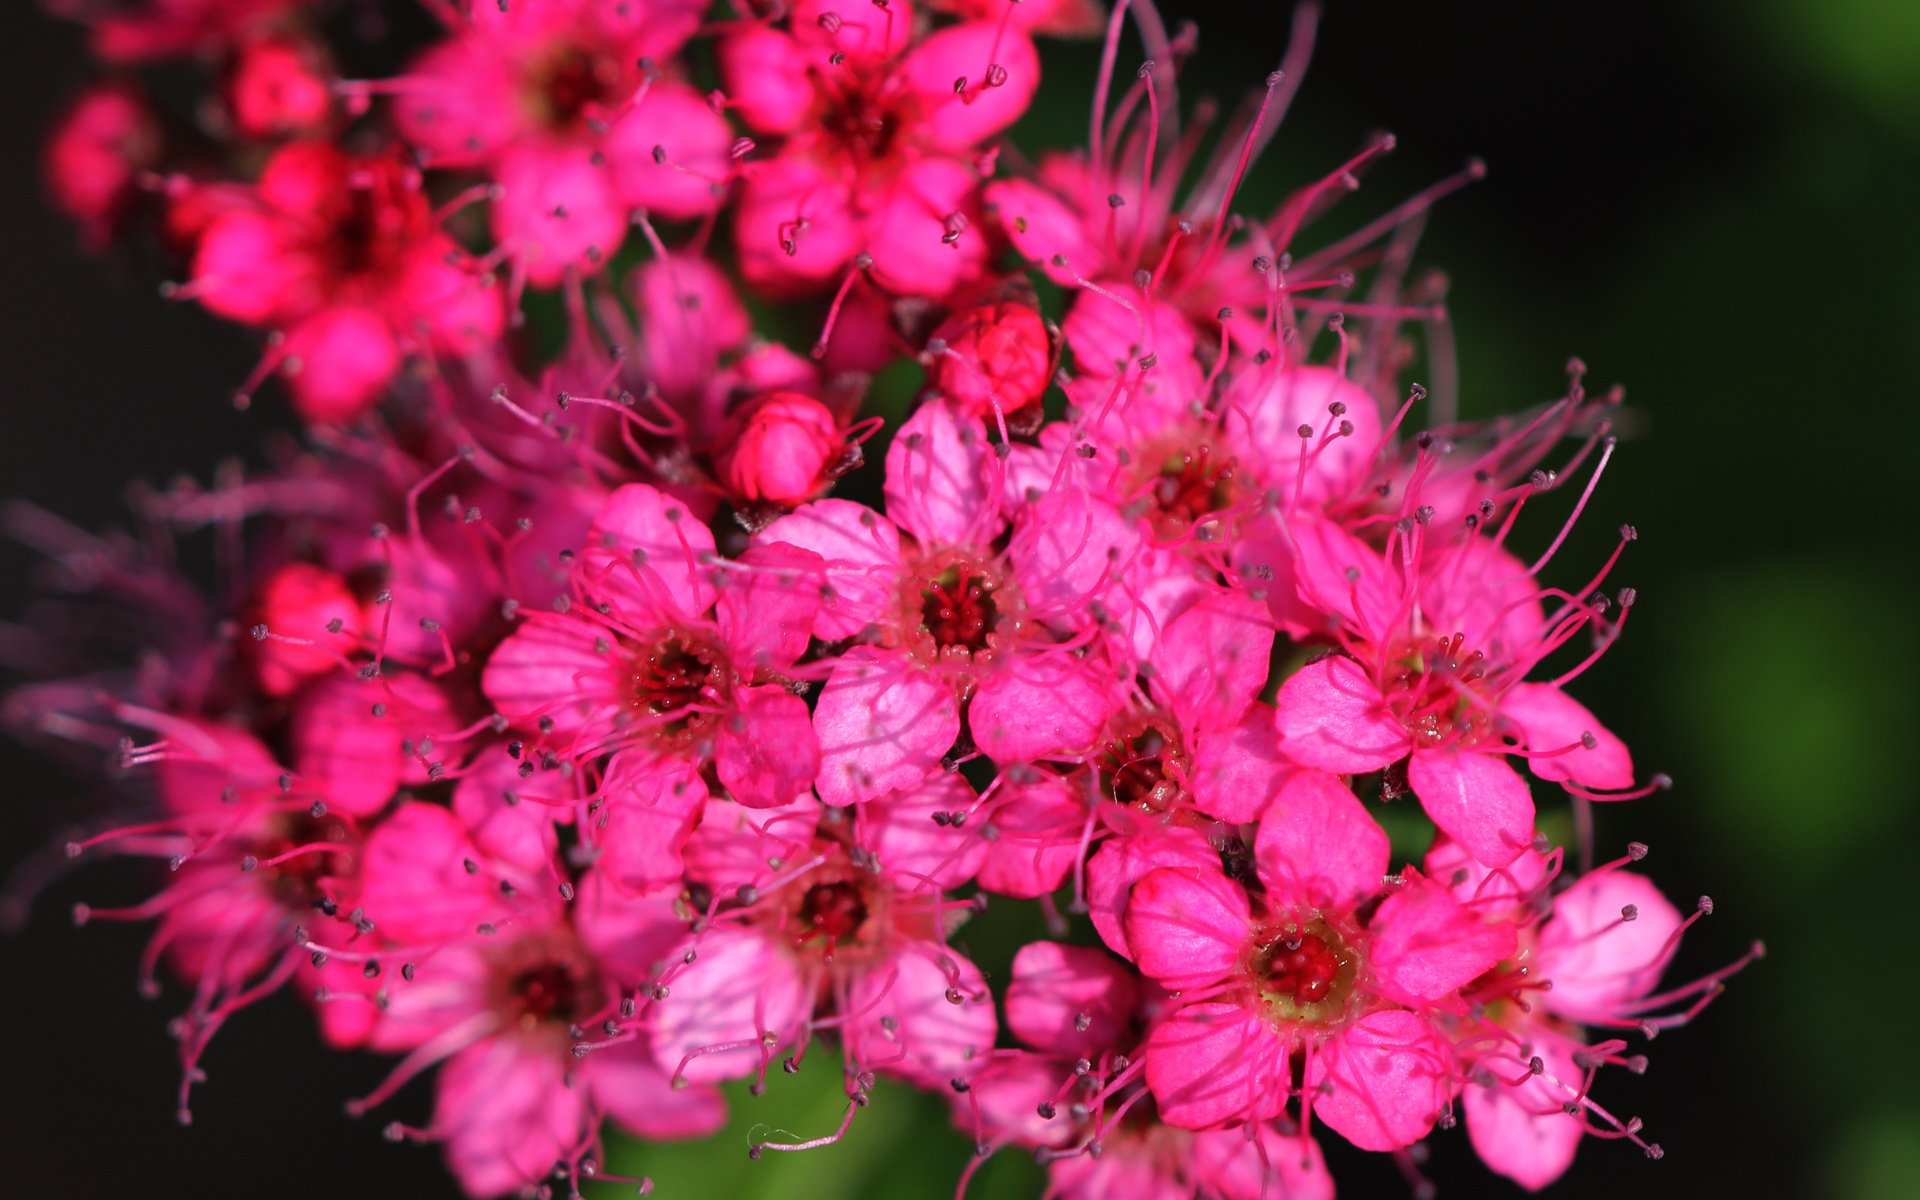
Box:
[12,3,1758,1198]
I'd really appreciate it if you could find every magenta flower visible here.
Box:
[180,141,503,421]
[722,4,1039,297]
[1126,769,1516,1149]
[483,482,825,816]
[388,0,727,285]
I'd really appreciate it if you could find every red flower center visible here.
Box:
[1099,722,1189,813]
[1388,632,1494,749]
[630,635,718,726]
[1263,932,1340,1004]
[1251,918,1360,1023]
[796,880,870,950]
[1147,444,1237,535]
[500,953,603,1029]
[532,45,620,131]
[920,567,999,652]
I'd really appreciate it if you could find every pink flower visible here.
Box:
[388,0,724,286]
[1428,839,1763,1188]
[1264,507,1638,865]
[1126,770,1518,1150]
[339,801,723,1198]
[630,788,997,1094]
[181,142,503,421]
[482,482,824,810]
[61,715,376,1121]
[755,400,1128,805]
[722,9,1040,296]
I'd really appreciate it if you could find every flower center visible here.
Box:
[499,951,604,1030]
[1389,632,1494,749]
[629,634,719,733]
[920,566,999,652]
[825,85,905,165]
[1251,918,1360,1025]
[532,45,619,131]
[1098,722,1188,813]
[257,811,357,906]
[796,880,870,951]
[1147,444,1237,536]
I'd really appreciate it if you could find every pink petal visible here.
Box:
[969,652,1115,764]
[492,142,626,288]
[1369,878,1518,1006]
[451,746,561,874]
[1125,865,1251,991]
[1006,941,1139,1058]
[1142,1002,1290,1129]
[1150,590,1275,734]
[1421,538,1545,665]
[715,685,820,808]
[281,306,399,424]
[1536,869,1683,1021]
[883,399,1003,548]
[1008,488,1139,624]
[1190,703,1296,823]
[983,176,1102,287]
[356,801,498,944]
[716,26,811,135]
[574,867,693,987]
[1503,682,1634,791]
[841,942,998,1087]
[754,499,904,641]
[289,674,407,819]
[1084,822,1218,957]
[1192,1124,1335,1200]
[813,647,960,807]
[713,543,824,671]
[603,80,730,220]
[1254,770,1390,911]
[1408,747,1535,867]
[480,613,615,736]
[585,1040,729,1141]
[682,795,821,893]
[901,24,1040,150]
[593,753,708,894]
[974,776,1085,899]
[583,482,718,623]
[858,771,988,892]
[1463,1028,1588,1191]
[436,1037,587,1200]
[733,156,860,295]
[1220,366,1382,504]
[861,156,989,297]
[1425,835,1553,910]
[1273,655,1410,774]
[1306,1010,1452,1151]
[648,926,808,1084]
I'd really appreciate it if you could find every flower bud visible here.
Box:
[926,301,1049,419]
[43,83,159,250]
[715,391,842,507]
[227,35,334,140]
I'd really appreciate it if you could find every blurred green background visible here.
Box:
[3,2,1916,1198]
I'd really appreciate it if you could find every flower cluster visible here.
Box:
[19,2,1757,1197]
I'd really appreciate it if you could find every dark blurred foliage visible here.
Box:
[3,2,1915,1197]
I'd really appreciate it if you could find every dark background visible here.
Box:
[5,2,1917,1197]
